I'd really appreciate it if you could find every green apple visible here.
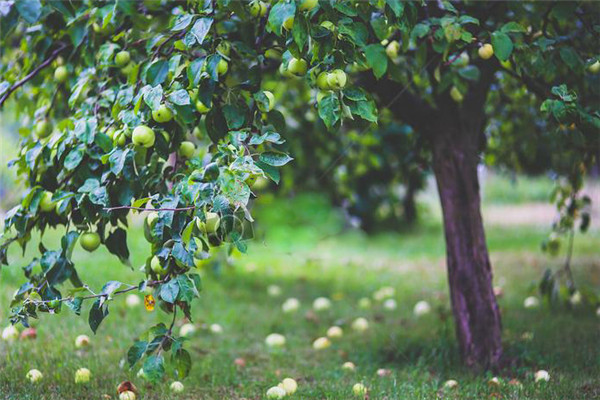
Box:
[80,232,101,252]
[217,59,229,75]
[217,41,231,56]
[316,90,331,103]
[39,191,55,212]
[150,255,166,276]
[299,0,318,11]
[196,212,220,234]
[283,16,294,31]
[249,1,267,17]
[316,72,330,90]
[257,91,275,112]
[279,63,294,78]
[452,52,470,67]
[478,44,494,60]
[114,131,127,147]
[385,40,400,59]
[288,58,308,76]
[152,105,173,123]
[54,66,68,83]
[35,119,53,138]
[178,141,196,158]
[132,125,155,148]
[196,100,211,113]
[119,391,136,400]
[170,381,184,393]
[115,50,131,67]
[74,368,91,384]
[326,69,347,90]
[450,86,464,102]
[265,48,282,60]
[320,21,334,31]
[588,60,600,74]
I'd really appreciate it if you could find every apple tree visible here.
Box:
[0,0,598,377]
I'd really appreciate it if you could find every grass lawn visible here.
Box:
[0,193,599,399]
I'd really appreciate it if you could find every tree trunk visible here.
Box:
[432,130,503,369]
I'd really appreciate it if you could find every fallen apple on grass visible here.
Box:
[74,368,91,384]
[26,369,43,383]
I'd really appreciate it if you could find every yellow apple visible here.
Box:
[478,43,494,60]
[257,90,275,112]
[450,86,464,102]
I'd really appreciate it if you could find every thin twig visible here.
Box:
[0,43,69,108]
[103,205,196,212]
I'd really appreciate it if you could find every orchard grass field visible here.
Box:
[1,190,599,399]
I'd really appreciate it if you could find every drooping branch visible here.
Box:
[0,43,69,108]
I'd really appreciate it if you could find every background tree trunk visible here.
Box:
[432,129,503,369]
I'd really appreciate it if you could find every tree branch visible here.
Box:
[103,205,195,212]
[0,43,69,108]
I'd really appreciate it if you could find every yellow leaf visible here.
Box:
[144,294,155,311]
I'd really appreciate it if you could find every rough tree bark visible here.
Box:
[431,127,503,369]
[365,59,503,369]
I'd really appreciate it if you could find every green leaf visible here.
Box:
[160,279,179,303]
[143,85,163,111]
[146,60,169,86]
[259,152,293,167]
[64,147,84,170]
[105,228,130,265]
[364,44,388,79]
[142,354,165,383]
[385,0,404,17]
[190,18,213,45]
[65,297,83,315]
[223,103,246,130]
[491,31,513,62]
[292,13,308,50]
[267,2,296,36]
[255,160,280,184]
[176,274,199,303]
[101,281,122,297]
[338,22,368,47]
[318,92,341,129]
[187,58,205,86]
[127,341,148,367]
[559,47,581,71]
[501,22,526,33]
[173,349,192,379]
[172,14,194,31]
[15,0,42,23]
[348,99,378,123]
[168,89,190,106]
[89,298,109,333]
[458,65,480,81]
